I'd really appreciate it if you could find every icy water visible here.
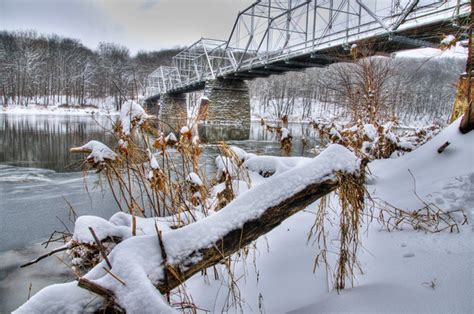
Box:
[0,114,318,312]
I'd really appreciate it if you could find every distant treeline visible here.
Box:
[248,55,465,124]
[0,30,180,109]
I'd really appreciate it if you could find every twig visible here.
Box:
[437,141,450,154]
[155,221,170,301]
[102,267,126,286]
[78,277,115,299]
[27,283,32,300]
[20,243,75,268]
[88,227,112,269]
[111,79,128,104]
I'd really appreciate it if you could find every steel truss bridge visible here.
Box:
[147,0,471,96]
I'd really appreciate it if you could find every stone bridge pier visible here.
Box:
[199,78,250,126]
[156,93,187,134]
[150,78,251,137]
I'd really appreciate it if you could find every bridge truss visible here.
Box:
[147,0,471,96]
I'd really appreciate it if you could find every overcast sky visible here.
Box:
[0,0,254,54]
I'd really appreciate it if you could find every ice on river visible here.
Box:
[0,165,119,312]
[0,165,118,252]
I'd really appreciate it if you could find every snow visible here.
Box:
[1,103,119,116]
[280,127,290,140]
[184,118,474,313]
[186,172,203,186]
[441,34,456,46]
[363,123,377,140]
[165,132,177,143]
[58,210,208,257]
[148,150,160,170]
[13,281,102,313]
[79,140,117,163]
[180,126,190,134]
[393,42,467,59]
[215,155,239,179]
[229,145,254,162]
[73,215,130,244]
[243,155,310,177]
[368,117,473,210]
[120,100,150,135]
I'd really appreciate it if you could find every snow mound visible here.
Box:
[440,34,456,46]
[165,132,177,143]
[215,156,239,180]
[244,156,310,177]
[281,127,290,140]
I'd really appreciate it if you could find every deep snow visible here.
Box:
[184,118,473,313]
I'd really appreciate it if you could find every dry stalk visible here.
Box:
[307,167,367,292]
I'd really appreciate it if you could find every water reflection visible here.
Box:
[198,121,320,157]
[0,114,116,172]
[0,115,320,173]
[198,124,250,142]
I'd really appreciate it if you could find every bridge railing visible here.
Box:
[147,0,470,96]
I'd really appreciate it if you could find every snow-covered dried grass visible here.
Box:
[311,118,442,160]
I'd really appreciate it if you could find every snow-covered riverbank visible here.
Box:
[1,104,119,116]
[11,117,473,313]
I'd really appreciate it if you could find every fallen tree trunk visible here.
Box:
[75,177,340,312]
[156,179,339,294]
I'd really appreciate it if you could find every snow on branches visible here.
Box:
[70,140,117,165]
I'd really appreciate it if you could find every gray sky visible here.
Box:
[0,0,253,54]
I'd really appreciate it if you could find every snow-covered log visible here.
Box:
[15,144,360,313]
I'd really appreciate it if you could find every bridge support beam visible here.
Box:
[159,93,187,134]
[199,78,250,126]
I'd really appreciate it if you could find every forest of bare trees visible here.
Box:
[248,54,465,124]
[0,30,180,110]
